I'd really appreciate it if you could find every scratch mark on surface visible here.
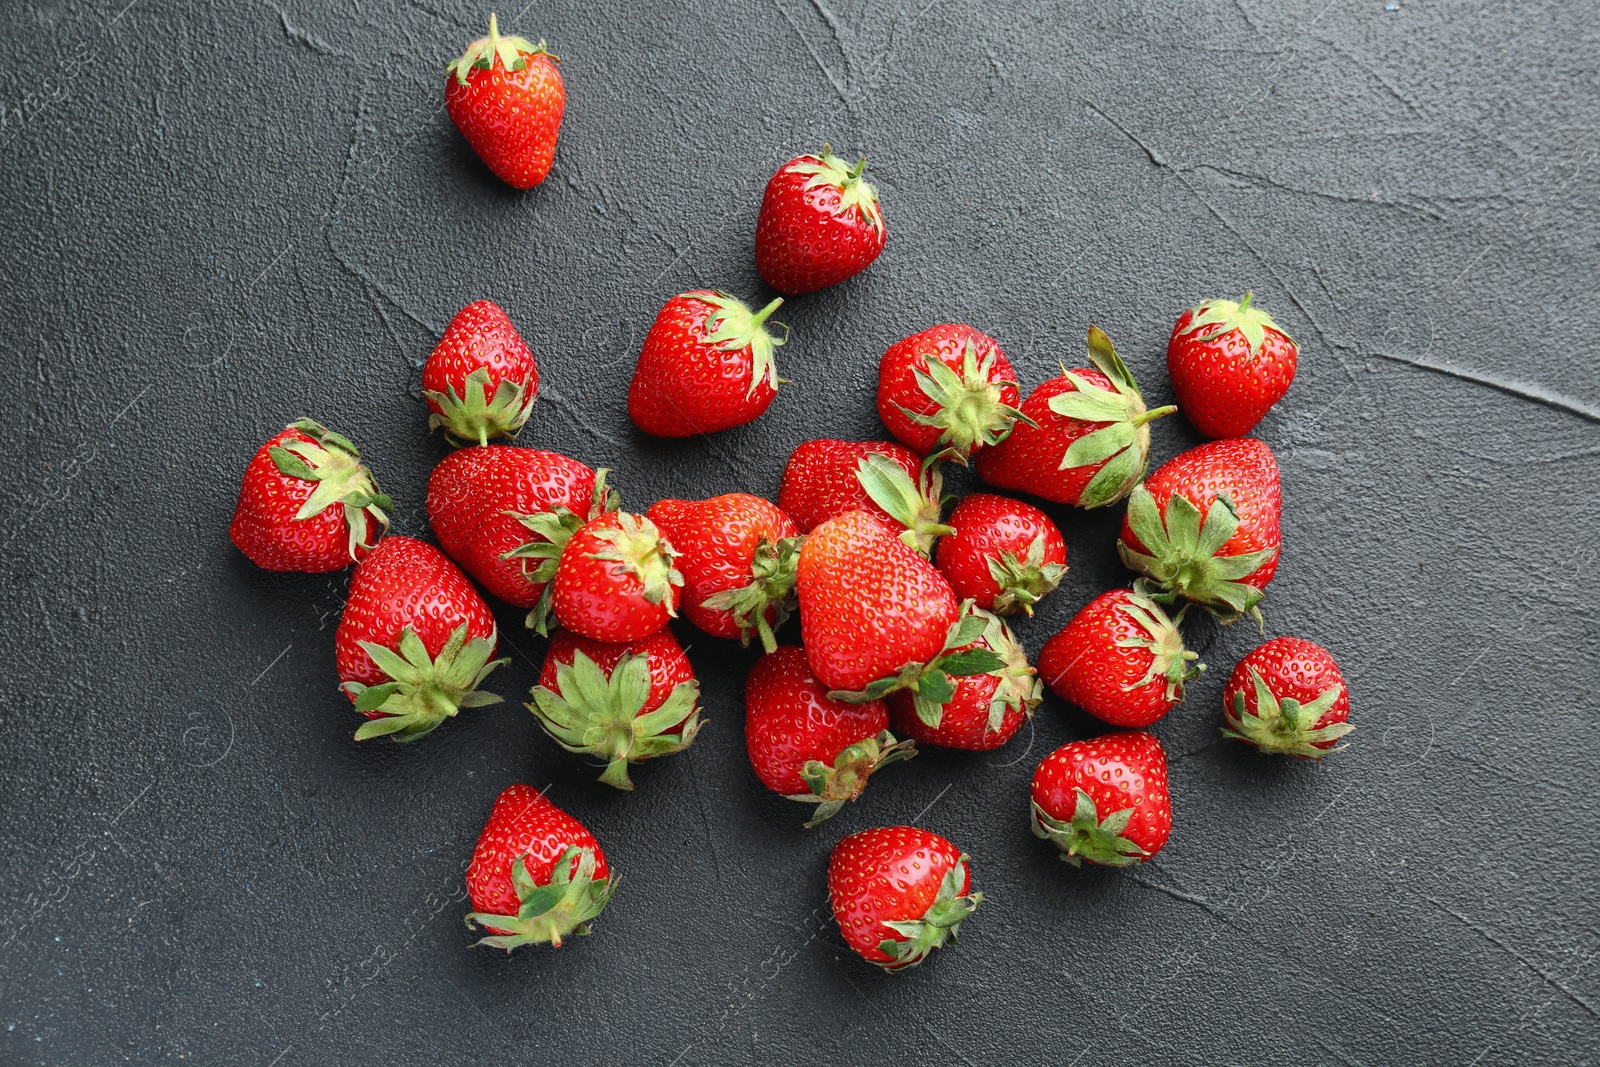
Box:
[278,10,346,57]
[108,383,153,428]
[250,643,294,686]
[775,0,851,106]
[1120,869,1219,915]
[265,1046,293,1067]
[909,781,953,823]
[1190,162,1443,221]
[1311,1033,1367,1066]
[1373,351,1600,423]
[110,782,153,826]
[1426,897,1600,1019]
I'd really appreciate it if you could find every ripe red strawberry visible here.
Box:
[975,327,1175,508]
[1222,636,1352,758]
[1031,732,1172,866]
[888,608,1040,750]
[230,419,391,572]
[422,300,540,447]
[529,628,702,789]
[745,646,915,826]
[628,290,786,437]
[550,511,682,643]
[1037,589,1200,728]
[1118,437,1282,623]
[444,16,564,189]
[1168,292,1297,438]
[778,439,951,555]
[334,536,505,741]
[827,826,982,970]
[426,446,615,631]
[645,493,802,652]
[876,324,1029,461]
[754,146,885,295]
[935,493,1067,616]
[465,784,615,950]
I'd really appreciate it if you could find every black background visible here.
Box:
[2,1,1597,1064]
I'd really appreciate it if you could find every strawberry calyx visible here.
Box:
[1031,790,1148,867]
[1045,327,1177,509]
[977,610,1043,734]
[344,623,508,742]
[466,845,616,951]
[700,535,803,653]
[900,340,1036,462]
[854,453,954,557]
[698,292,787,398]
[1177,291,1290,359]
[426,366,538,448]
[587,512,684,612]
[504,469,620,634]
[874,854,982,970]
[1119,487,1278,625]
[1223,669,1353,758]
[268,418,392,560]
[1111,593,1203,702]
[528,650,704,790]
[828,602,1006,726]
[787,729,917,828]
[791,145,884,231]
[447,14,554,86]
[986,532,1068,616]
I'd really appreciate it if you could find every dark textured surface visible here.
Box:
[2,1,1597,1063]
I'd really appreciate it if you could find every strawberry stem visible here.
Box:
[1132,404,1178,427]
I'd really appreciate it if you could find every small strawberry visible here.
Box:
[1031,731,1172,866]
[550,511,682,643]
[1037,589,1200,728]
[934,493,1067,616]
[754,145,885,295]
[745,646,915,826]
[628,290,787,437]
[876,324,1030,461]
[230,419,391,573]
[334,536,506,742]
[423,300,540,447]
[1222,636,1352,758]
[974,326,1175,508]
[426,446,616,632]
[465,784,615,950]
[1168,292,1297,439]
[645,493,802,652]
[888,607,1040,750]
[445,15,564,189]
[827,826,982,970]
[1118,436,1282,623]
[778,439,951,555]
[529,628,702,790]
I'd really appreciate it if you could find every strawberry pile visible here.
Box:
[227,16,1354,969]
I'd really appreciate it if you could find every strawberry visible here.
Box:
[754,145,885,295]
[422,300,540,447]
[827,826,982,970]
[334,536,506,742]
[465,784,615,950]
[1168,292,1297,439]
[888,607,1040,750]
[645,493,802,653]
[935,493,1067,616]
[1037,589,1200,728]
[1031,731,1172,866]
[230,419,391,573]
[974,326,1175,508]
[529,628,702,789]
[745,646,915,826]
[1222,636,1352,758]
[550,511,682,643]
[777,439,951,555]
[445,16,564,189]
[1118,436,1282,623]
[876,324,1030,461]
[627,290,786,437]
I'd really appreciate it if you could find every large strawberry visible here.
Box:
[876,324,1029,461]
[230,419,391,572]
[754,145,885,295]
[628,290,786,437]
[529,629,702,790]
[888,607,1040,750]
[1037,589,1200,728]
[550,511,682,643]
[1118,436,1282,623]
[1168,292,1297,438]
[935,493,1067,616]
[778,439,951,555]
[645,493,801,653]
[974,326,1174,508]
[1031,732,1172,866]
[445,16,564,189]
[1222,636,1352,758]
[334,536,505,742]
[423,300,540,447]
[745,646,915,826]
[827,826,982,970]
[464,784,615,950]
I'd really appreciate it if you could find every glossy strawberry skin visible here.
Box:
[646,494,800,641]
[1032,732,1172,861]
[974,370,1117,505]
[778,439,923,532]
[1224,637,1350,754]
[466,784,608,929]
[876,324,1019,455]
[755,151,885,295]
[445,30,564,189]
[827,826,970,967]
[1168,304,1297,438]
[230,424,383,573]
[745,646,889,795]
[551,512,680,643]
[628,292,778,437]
[539,628,695,727]
[1038,590,1190,728]
[935,494,1066,613]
